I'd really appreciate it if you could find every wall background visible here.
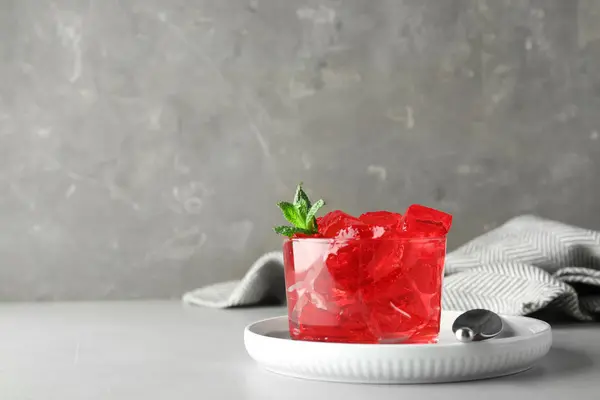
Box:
[1,0,599,300]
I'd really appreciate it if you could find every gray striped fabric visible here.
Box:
[183,216,600,320]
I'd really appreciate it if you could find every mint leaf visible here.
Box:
[277,201,306,228]
[306,199,325,230]
[293,183,312,210]
[295,198,309,220]
[274,183,326,238]
[273,226,312,237]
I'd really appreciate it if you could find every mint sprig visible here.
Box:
[277,201,306,227]
[274,183,325,237]
[306,199,324,231]
[273,226,313,237]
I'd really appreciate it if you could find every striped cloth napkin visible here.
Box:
[183,215,600,320]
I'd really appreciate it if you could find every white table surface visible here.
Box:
[0,301,597,399]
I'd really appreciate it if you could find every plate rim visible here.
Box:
[244,310,551,349]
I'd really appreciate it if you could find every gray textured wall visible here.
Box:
[1,0,599,300]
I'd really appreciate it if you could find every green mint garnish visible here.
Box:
[273,226,313,237]
[274,183,325,237]
[277,201,306,228]
[306,199,325,231]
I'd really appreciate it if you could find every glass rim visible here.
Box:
[283,236,447,243]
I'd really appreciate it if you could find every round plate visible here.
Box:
[244,311,552,384]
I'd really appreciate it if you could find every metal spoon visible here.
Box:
[452,309,503,342]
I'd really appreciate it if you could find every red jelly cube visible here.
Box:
[359,211,403,238]
[324,238,378,294]
[400,204,452,237]
[317,210,369,239]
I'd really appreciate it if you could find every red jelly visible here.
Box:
[283,208,450,344]
[400,204,452,237]
[359,211,403,238]
[317,210,370,239]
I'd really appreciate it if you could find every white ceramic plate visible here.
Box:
[244,311,552,384]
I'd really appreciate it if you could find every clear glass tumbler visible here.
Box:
[283,237,446,344]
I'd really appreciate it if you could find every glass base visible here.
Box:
[289,322,440,344]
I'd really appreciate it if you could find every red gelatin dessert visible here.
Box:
[284,236,446,344]
[275,185,451,344]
